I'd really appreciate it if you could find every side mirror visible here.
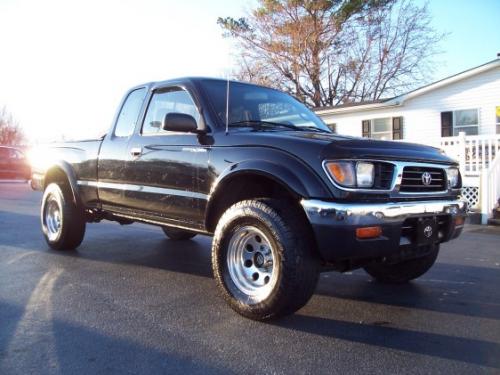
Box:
[162,113,198,133]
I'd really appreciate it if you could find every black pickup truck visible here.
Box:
[31,78,466,320]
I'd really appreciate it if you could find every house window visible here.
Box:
[361,117,403,140]
[454,109,478,136]
[441,109,479,137]
[371,118,392,140]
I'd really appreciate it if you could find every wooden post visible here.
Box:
[481,169,489,225]
[458,132,466,175]
[481,137,486,172]
[488,138,493,164]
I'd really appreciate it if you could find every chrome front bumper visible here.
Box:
[300,199,467,262]
[301,199,467,224]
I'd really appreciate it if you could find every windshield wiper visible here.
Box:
[299,126,331,133]
[228,120,301,131]
[228,120,331,133]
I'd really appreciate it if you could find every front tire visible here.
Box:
[41,183,86,250]
[363,244,439,284]
[212,199,319,321]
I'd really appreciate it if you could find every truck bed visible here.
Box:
[30,139,102,196]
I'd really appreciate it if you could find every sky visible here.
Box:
[417,0,500,78]
[0,0,499,143]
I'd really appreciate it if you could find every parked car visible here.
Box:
[30,78,467,320]
[0,146,30,180]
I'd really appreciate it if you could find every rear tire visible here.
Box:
[364,244,439,284]
[41,183,86,250]
[162,227,197,241]
[212,199,319,321]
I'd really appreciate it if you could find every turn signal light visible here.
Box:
[356,226,382,239]
[455,216,465,226]
[325,162,355,186]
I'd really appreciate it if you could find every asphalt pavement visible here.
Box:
[1,181,499,374]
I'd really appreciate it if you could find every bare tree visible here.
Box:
[0,107,25,146]
[218,0,443,107]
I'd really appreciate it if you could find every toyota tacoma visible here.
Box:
[30,78,467,320]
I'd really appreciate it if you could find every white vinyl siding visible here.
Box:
[319,65,500,143]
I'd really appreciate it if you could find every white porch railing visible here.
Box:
[397,132,500,218]
[480,154,500,224]
[440,132,500,176]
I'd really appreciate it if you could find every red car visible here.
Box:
[0,146,31,180]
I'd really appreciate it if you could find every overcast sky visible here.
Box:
[0,0,499,143]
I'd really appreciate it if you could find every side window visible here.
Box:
[0,148,10,159]
[142,89,200,134]
[114,88,147,137]
[8,149,17,159]
[10,149,24,160]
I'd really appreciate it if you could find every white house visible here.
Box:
[316,58,500,223]
[316,58,500,142]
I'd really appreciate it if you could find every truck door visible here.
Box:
[121,86,210,227]
[97,87,148,208]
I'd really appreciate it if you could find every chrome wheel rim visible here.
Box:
[44,197,62,241]
[227,226,278,302]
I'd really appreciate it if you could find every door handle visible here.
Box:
[130,147,142,157]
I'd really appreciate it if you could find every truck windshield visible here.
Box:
[199,79,331,132]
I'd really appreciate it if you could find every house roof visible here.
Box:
[314,99,392,111]
[315,58,500,116]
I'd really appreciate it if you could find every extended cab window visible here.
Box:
[114,88,147,137]
[142,89,200,134]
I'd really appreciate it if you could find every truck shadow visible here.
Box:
[272,313,500,368]
[74,225,500,322]
[315,262,500,321]
[78,226,214,279]
[3,211,499,326]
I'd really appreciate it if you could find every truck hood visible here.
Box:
[319,136,455,164]
[227,129,456,165]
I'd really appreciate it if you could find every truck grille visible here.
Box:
[373,162,395,189]
[399,166,446,192]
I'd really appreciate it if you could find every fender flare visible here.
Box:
[205,158,330,227]
[210,160,309,197]
[44,161,82,207]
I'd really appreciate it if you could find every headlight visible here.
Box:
[324,161,374,188]
[356,162,375,188]
[447,167,460,188]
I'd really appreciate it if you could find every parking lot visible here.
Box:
[0,181,499,374]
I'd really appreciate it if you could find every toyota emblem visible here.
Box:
[423,225,433,238]
[421,172,432,186]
